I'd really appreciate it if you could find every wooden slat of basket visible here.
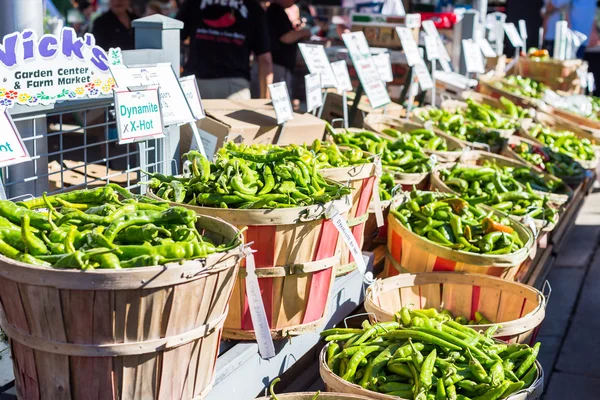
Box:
[497,290,527,324]
[420,284,441,309]
[442,283,472,320]
[478,286,502,324]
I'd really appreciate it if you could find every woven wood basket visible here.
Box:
[319,344,544,399]
[0,214,243,400]
[439,99,517,139]
[362,114,466,162]
[149,191,352,340]
[382,194,534,280]
[365,272,547,344]
[476,77,543,109]
[517,58,585,93]
[257,393,373,400]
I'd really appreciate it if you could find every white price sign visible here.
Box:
[114,88,165,144]
[342,32,391,109]
[305,73,323,113]
[110,63,194,126]
[298,43,337,88]
[373,52,394,82]
[396,27,423,67]
[504,23,525,48]
[326,204,366,275]
[425,35,440,60]
[588,72,596,92]
[268,82,294,124]
[462,40,485,74]
[179,75,205,120]
[439,59,452,73]
[519,19,528,40]
[477,38,497,58]
[0,109,30,168]
[422,20,451,62]
[413,63,434,91]
[330,60,353,93]
[405,14,421,29]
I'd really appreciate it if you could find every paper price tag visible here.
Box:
[372,157,385,227]
[373,52,393,82]
[268,82,294,124]
[305,73,323,113]
[405,14,421,29]
[477,38,497,58]
[413,63,434,91]
[179,75,205,121]
[331,60,353,93]
[114,88,165,144]
[342,31,371,61]
[504,23,525,48]
[518,20,528,40]
[462,40,485,74]
[244,248,276,359]
[326,204,367,274]
[425,35,439,60]
[298,43,337,88]
[0,109,31,168]
[429,154,438,167]
[396,27,423,67]
[421,20,437,37]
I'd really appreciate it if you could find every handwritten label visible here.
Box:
[179,75,205,120]
[373,52,394,82]
[462,40,485,74]
[110,63,194,126]
[396,27,423,67]
[425,35,440,60]
[244,248,276,359]
[504,23,525,48]
[326,204,366,274]
[330,60,353,93]
[114,87,165,144]
[414,63,434,91]
[268,82,294,124]
[405,14,421,29]
[0,109,31,168]
[305,73,323,113]
[298,43,337,88]
[477,38,497,58]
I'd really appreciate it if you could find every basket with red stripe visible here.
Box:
[364,272,548,345]
[321,162,377,276]
[381,194,534,281]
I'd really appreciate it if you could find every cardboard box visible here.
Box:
[180,99,327,159]
[320,91,404,128]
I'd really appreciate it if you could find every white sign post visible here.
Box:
[373,52,394,83]
[114,87,165,144]
[462,39,485,75]
[425,34,439,106]
[477,38,497,58]
[110,63,194,127]
[179,75,207,158]
[0,109,31,198]
[298,43,337,88]
[330,60,353,128]
[422,20,452,72]
[305,73,323,114]
[396,27,432,116]
[504,22,525,64]
[268,82,294,143]
[519,19,528,50]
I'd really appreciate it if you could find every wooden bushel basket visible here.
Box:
[321,162,376,276]
[382,194,534,280]
[0,214,243,400]
[517,58,585,94]
[319,345,545,399]
[365,272,548,344]
[156,195,352,340]
[362,114,466,162]
[257,393,373,400]
[439,99,517,140]
[476,77,543,109]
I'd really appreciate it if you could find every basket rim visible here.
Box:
[364,271,546,337]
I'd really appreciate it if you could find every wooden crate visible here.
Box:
[0,215,243,399]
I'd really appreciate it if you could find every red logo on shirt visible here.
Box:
[203,12,237,28]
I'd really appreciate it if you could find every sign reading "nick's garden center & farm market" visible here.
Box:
[0,27,122,108]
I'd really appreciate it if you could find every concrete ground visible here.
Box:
[537,189,600,399]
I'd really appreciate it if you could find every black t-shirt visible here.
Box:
[267,3,296,71]
[177,0,270,80]
[91,10,137,51]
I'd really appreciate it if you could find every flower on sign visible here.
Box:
[18,93,31,102]
[75,87,85,95]
[107,77,115,85]
[0,99,13,106]
[5,90,18,100]
[89,88,99,96]
[101,84,111,93]
[68,91,77,98]
[85,82,95,91]
[28,96,38,104]
[94,79,102,86]
[0,88,5,98]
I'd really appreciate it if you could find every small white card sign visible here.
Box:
[425,35,440,60]
[305,73,323,113]
[477,38,497,58]
[268,82,294,124]
[588,72,596,93]
[413,63,434,91]
[114,88,165,144]
[519,19,528,41]
[405,14,421,29]
[179,75,205,120]
[504,23,525,48]
[422,20,451,62]
[298,43,337,88]
[462,40,485,74]
[373,52,394,82]
[0,109,31,167]
[110,63,194,127]
[330,60,353,93]
[396,27,423,67]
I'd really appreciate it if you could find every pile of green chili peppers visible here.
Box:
[438,163,559,224]
[391,191,527,254]
[477,97,534,120]
[509,142,585,180]
[378,127,449,152]
[322,311,541,400]
[308,139,372,169]
[0,186,239,269]
[416,308,493,327]
[149,144,352,209]
[496,76,548,100]
[332,130,434,174]
[527,124,596,162]
[379,172,399,201]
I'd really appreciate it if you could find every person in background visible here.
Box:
[92,0,138,50]
[177,0,273,99]
[267,0,311,88]
[145,1,163,16]
[543,0,597,57]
